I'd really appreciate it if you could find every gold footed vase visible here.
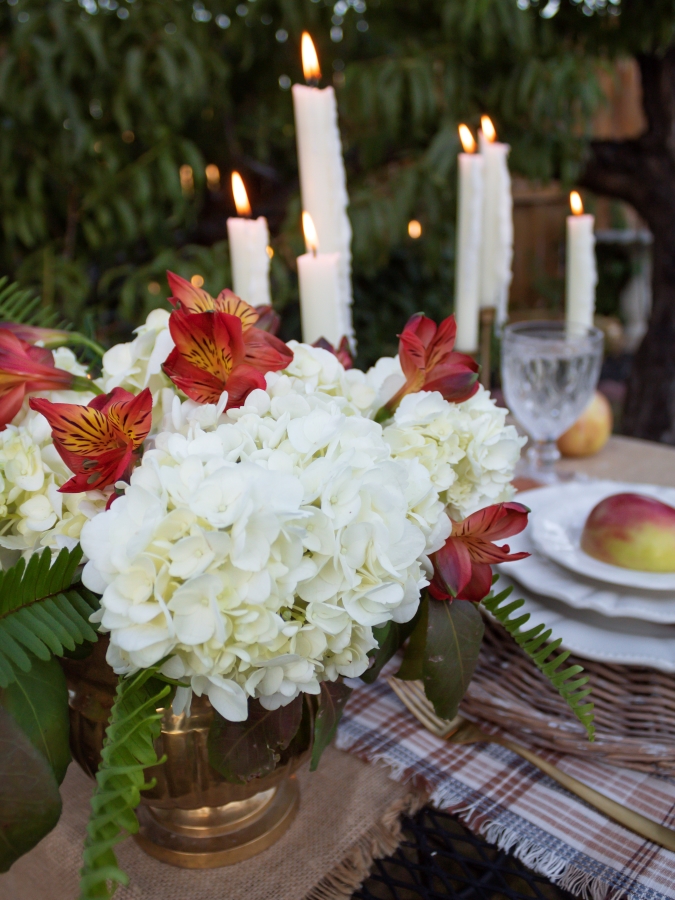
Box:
[61,641,306,868]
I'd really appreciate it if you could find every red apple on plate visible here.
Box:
[557,391,613,458]
[581,493,675,573]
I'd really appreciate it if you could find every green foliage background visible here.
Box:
[0,0,673,366]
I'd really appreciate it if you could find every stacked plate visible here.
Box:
[496,480,675,672]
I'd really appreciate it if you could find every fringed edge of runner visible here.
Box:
[303,788,426,900]
[336,728,633,900]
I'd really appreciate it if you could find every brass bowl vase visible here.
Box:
[61,641,306,868]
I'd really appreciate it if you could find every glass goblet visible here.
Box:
[501,321,604,483]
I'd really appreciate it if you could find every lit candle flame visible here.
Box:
[570,191,584,216]
[481,115,497,143]
[458,124,477,154]
[231,171,252,217]
[302,32,321,84]
[302,211,319,254]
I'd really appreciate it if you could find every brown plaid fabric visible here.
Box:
[337,663,675,900]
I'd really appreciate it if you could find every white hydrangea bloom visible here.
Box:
[384,387,526,520]
[81,387,447,721]
[0,409,108,560]
[98,308,174,397]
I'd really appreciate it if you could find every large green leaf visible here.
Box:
[422,599,484,721]
[396,595,429,682]
[0,656,71,785]
[310,681,353,772]
[0,706,62,873]
[361,612,420,685]
[208,697,304,785]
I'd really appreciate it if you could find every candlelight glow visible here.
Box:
[408,220,422,239]
[231,171,252,217]
[481,115,497,143]
[458,125,476,154]
[179,164,194,196]
[302,32,321,83]
[570,191,584,216]
[266,246,274,259]
[302,211,319,253]
[205,164,221,190]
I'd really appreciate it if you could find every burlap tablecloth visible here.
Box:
[0,746,424,900]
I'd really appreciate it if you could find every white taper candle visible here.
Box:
[566,191,598,331]
[454,125,484,353]
[292,33,353,345]
[478,117,513,325]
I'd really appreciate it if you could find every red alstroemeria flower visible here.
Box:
[166,271,280,334]
[429,502,530,603]
[313,336,353,370]
[29,388,152,493]
[376,314,479,421]
[0,331,94,430]
[162,308,292,409]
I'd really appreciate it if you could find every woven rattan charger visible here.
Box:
[461,616,675,774]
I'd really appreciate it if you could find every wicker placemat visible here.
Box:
[461,614,675,774]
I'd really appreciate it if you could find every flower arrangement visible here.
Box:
[0,276,594,897]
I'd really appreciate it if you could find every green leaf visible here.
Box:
[483,584,595,740]
[0,655,71,785]
[0,706,62,873]
[396,594,429,681]
[310,681,353,772]
[207,697,304,785]
[0,547,99,688]
[361,612,420,685]
[278,696,314,766]
[422,599,484,721]
[79,670,170,900]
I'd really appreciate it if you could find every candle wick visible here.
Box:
[306,77,320,88]
[312,247,317,258]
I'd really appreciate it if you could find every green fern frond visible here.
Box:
[79,669,171,900]
[0,546,99,687]
[0,278,105,357]
[0,277,62,328]
[483,585,595,740]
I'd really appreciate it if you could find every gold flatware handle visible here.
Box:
[501,738,675,852]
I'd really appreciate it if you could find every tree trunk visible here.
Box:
[580,49,675,442]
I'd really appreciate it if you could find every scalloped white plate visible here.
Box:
[493,573,675,672]
[524,481,675,591]
[497,527,675,623]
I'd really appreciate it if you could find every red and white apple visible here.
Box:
[581,493,675,573]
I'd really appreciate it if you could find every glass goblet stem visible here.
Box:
[533,439,561,478]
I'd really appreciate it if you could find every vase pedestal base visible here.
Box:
[133,777,300,868]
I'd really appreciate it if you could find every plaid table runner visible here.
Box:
[337,663,675,900]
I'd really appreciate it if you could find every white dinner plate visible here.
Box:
[522,481,675,591]
[493,573,675,672]
[497,528,675,622]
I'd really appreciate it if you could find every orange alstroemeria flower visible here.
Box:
[376,314,479,421]
[0,331,93,430]
[30,388,152,493]
[429,502,530,603]
[166,271,280,334]
[163,307,292,408]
